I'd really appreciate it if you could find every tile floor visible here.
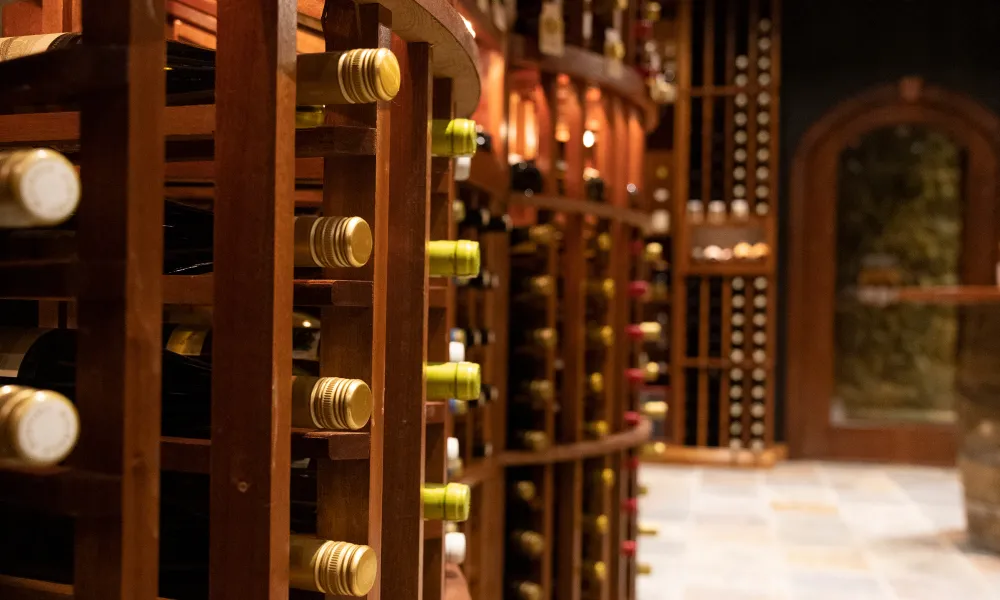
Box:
[636,461,1000,600]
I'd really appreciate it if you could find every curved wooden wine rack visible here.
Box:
[510,34,660,132]
[0,1,484,600]
[501,419,653,466]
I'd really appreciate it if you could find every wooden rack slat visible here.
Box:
[381,37,432,600]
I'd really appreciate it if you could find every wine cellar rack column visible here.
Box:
[316,4,392,600]
[210,0,296,597]
[75,1,166,598]
[383,36,433,600]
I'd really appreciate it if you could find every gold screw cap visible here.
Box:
[529,275,555,296]
[428,240,481,277]
[600,467,615,490]
[513,480,537,502]
[431,119,479,157]
[585,514,609,535]
[521,430,549,451]
[588,372,605,394]
[340,48,401,103]
[423,483,472,522]
[596,232,612,252]
[0,385,79,466]
[307,377,372,430]
[425,361,481,400]
[637,563,653,576]
[294,216,373,268]
[533,328,558,348]
[528,380,554,402]
[513,530,545,558]
[638,523,659,536]
[643,400,668,419]
[515,581,543,600]
[645,241,664,261]
[289,536,377,596]
[0,149,80,228]
[585,561,608,582]
[586,420,610,439]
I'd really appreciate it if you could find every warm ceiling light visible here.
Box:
[583,130,596,148]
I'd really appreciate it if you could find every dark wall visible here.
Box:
[776,0,1000,441]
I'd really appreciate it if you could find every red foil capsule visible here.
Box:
[621,540,638,557]
[624,411,642,427]
[622,498,639,513]
[626,368,646,385]
[628,280,650,298]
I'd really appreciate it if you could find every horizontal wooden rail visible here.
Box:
[0,467,121,516]
[0,107,376,160]
[0,46,126,114]
[855,285,1000,306]
[161,432,371,473]
[500,419,652,466]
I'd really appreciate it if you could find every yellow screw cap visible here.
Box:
[588,372,605,394]
[600,467,615,490]
[425,362,482,400]
[423,483,472,522]
[294,216,373,268]
[428,240,481,277]
[432,119,478,157]
[586,420,610,439]
[513,480,537,502]
[289,536,377,596]
[586,514,609,535]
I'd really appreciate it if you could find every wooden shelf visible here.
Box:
[509,194,650,231]
[0,45,126,114]
[160,431,371,474]
[0,270,373,307]
[855,285,1000,306]
[500,419,652,466]
[0,106,376,161]
[0,466,121,517]
[465,153,509,196]
[455,456,500,487]
[509,34,658,131]
[684,261,772,276]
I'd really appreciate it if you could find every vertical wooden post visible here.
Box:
[73,1,165,599]
[210,0,296,598]
[317,5,392,599]
[381,37,432,600]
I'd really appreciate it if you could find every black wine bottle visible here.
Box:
[164,201,373,274]
[0,328,373,438]
[511,160,544,195]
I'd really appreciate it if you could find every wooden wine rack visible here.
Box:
[638,0,786,467]
[0,1,484,600]
[496,10,656,599]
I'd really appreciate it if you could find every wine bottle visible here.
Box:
[460,207,512,233]
[445,532,467,565]
[584,174,606,202]
[475,128,493,153]
[586,278,616,301]
[621,540,637,557]
[628,280,650,299]
[511,160,544,194]
[423,483,472,521]
[583,561,607,583]
[510,530,545,559]
[594,467,615,490]
[454,327,495,348]
[161,202,372,274]
[0,329,372,436]
[448,398,468,416]
[587,325,614,349]
[511,480,537,503]
[585,420,610,439]
[514,327,558,350]
[289,535,378,596]
[510,581,543,600]
[513,275,555,301]
[510,224,555,249]
[428,240,481,277]
[587,372,604,395]
[513,379,553,407]
[447,437,463,478]
[0,384,79,467]
[0,35,400,107]
[469,383,498,408]
[625,321,663,343]
[431,119,479,157]
[449,340,466,362]
[425,362,482,400]
[452,199,467,224]
[456,269,499,289]
[513,429,548,451]
[0,149,80,228]
[583,514,609,536]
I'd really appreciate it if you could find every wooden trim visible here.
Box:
[786,82,1000,464]
[500,419,653,466]
[641,443,787,468]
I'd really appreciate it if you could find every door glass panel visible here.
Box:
[834,125,964,424]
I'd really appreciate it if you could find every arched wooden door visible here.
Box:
[786,80,1000,465]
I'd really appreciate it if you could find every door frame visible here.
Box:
[786,79,1000,465]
